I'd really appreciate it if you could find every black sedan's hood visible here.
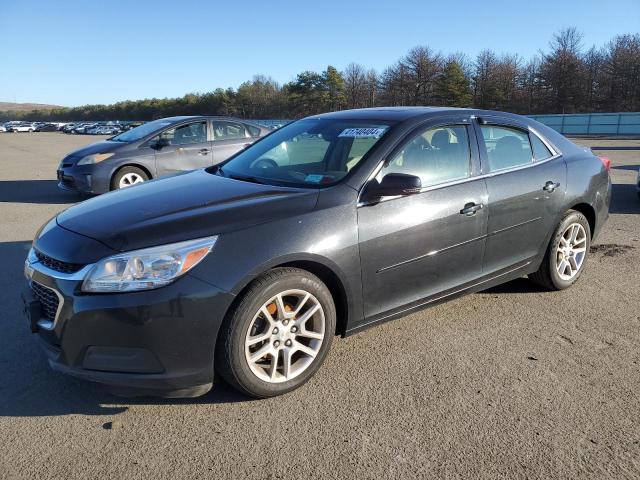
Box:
[57,170,319,251]
[64,140,124,161]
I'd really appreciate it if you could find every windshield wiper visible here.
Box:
[228,174,266,185]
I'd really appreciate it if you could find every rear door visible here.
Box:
[357,117,488,319]
[154,120,212,177]
[211,120,252,164]
[475,117,566,274]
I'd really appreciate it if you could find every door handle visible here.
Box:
[198,148,210,155]
[543,181,560,192]
[460,202,483,216]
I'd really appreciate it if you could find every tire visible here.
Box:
[216,267,336,398]
[529,210,591,290]
[111,166,149,190]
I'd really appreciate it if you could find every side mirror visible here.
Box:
[364,173,422,201]
[151,138,170,149]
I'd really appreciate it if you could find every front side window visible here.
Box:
[215,119,394,187]
[159,121,207,146]
[480,126,533,172]
[213,121,247,140]
[378,125,471,188]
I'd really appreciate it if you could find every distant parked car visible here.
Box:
[57,116,271,193]
[0,125,6,132]
[96,125,121,135]
[73,123,98,134]
[35,123,59,132]
[10,123,36,132]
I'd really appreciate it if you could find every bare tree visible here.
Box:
[343,63,368,108]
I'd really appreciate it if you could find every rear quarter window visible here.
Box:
[530,133,554,161]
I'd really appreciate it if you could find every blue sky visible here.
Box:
[1,0,638,106]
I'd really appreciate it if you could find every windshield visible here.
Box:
[111,119,176,142]
[215,119,394,187]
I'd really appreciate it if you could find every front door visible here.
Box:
[154,120,212,177]
[358,120,488,320]
[475,121,567,274]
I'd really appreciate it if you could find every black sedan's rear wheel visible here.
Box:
[529,210,591,290]
[216,267,336,398]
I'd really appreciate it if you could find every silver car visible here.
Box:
[56,116,271,193]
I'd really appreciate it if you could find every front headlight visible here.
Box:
[82,236,218,292]
[77,153,115,165]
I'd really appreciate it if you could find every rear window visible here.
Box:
[480,126,533,172]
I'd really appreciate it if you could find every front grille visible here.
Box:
[35,249,84,274]
[31,282,60,321]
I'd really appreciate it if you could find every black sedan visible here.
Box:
[56,116,270,194]
[35,123,59,132]
[23,107,610,398]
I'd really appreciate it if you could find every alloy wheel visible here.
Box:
[244,289,325,383]
[556,223,587,280]
[118,172,144,188]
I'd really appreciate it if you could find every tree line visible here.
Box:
[3,28,639,122]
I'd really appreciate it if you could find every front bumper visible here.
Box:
[23,248,235,396]
[57,163,111,194]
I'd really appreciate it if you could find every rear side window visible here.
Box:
[213,121,248,140]
[530,133,554,161]
[480,126,533,172]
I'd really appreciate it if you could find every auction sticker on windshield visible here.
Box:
[338,127,387,138]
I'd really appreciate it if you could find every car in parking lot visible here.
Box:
[56,116,270,193]
[23,107,611,398]
[10,122,36,132]
[35,123,59,132]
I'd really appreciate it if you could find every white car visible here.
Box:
[10,123,36,132]
[0,125,6,132]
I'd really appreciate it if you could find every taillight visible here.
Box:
[598,156,611,172]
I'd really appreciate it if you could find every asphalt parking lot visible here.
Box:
[0,132,639,479]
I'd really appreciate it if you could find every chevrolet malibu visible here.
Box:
[56,116,270,194]
[23,107,610,398]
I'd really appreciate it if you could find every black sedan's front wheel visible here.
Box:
[529,210,591,290]
[216,267,336,398]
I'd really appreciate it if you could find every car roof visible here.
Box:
[309,106,528,124]
[160,115,264,125]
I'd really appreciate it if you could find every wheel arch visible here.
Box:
[227,256,352,337]
[568,202,596,238]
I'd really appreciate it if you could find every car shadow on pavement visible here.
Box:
[610,183,640,214]
[481,278,548,294]
[0,240,248,418]
[0,180,87,204]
